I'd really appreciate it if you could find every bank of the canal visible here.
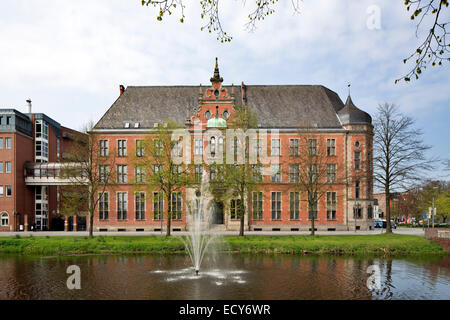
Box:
[0,234,447,256]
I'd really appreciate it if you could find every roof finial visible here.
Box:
[348,83,351,96]
[210,57,223,83]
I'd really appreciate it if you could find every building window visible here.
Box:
[326,164,337,183]
[308,191,318,220]
[230,199,242,220]
[252,164,263,182]
[289,164,299,183]
[117,165,127,184]
[271,164,281,183]
[172,165,182,180]
[36,121,48,140]
[308,139,317,156]
[5,186,11,197]
[135,140,145,157]
[271,191,281,220]
[135,192,145,220]
[56,138,60,161]
[355,180,360,199]
[210,166,216,181]
[99,165,110,183]
[252,139,262,158]
[210,137,216,155]
[354,151,361,170]
[171,192,182,220]
[99,192,109,220]
[252,192,263,220]
[135,166,146,183]
[368,205,373,219]
[0,138,3,149]
[231,137,240,158]
[117,192,127,220]
[194,165,203,183]
[0,162,3,173]
[0,186,3,197]
[289,139,299,156]
[1,212,8,226]
[353,204,362,219]
[326,139,336,156]
[271,139,280,156]
[327,192,337,220]
[218,137,224,154]
[5,138,11,149]
[290,192,300,220]
[194,139,203,156]
[153,192,164,220]
[173,140,182,157]
[99,140,109,157]
[117,140,127,157]
[308,164,318,183]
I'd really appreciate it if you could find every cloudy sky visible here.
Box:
[1,0,449,178]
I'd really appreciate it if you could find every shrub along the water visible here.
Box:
[0,234,446,256]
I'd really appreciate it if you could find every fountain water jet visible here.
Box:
[181,170,217,275]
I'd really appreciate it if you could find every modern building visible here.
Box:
[0,101,83,231]
[90,59,375,232]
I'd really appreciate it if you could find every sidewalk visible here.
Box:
[0,228,425,237]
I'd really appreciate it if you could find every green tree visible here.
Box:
[207,104,259,236]
[134,120,191,236]
[61,120,117,238]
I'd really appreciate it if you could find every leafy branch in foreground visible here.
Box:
[141,0,301,43]
[396,0,450,83]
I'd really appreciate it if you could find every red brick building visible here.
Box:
[0,101,82,231]
[91,59,375,232]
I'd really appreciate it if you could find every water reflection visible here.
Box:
[0,254,448,300]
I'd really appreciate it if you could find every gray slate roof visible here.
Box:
[94,85,367,130]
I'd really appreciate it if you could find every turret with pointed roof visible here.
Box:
[210,57,223,84]
[338,95,372,126]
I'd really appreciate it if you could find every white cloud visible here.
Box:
[0,0,449,172]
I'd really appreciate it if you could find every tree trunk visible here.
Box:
[385,187,392,234]
[89,187,94,238]
[166,194,172,237]
[239,211,245,237]
[239,193,245,236]
[89,211,94,238]
[311,211,315,236]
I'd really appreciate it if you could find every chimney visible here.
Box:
[119,85,125,96]
[26,99,32,114]
[241,82,247,105]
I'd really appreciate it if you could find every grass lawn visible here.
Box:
[0,234,446,256]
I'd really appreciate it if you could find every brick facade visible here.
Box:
[91,60,375,232]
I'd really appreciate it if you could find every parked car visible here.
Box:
[374,220,396,229]
[374,221,383,228]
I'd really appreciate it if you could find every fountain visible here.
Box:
[181,170,217,275]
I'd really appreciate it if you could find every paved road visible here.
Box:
[0,227,425,237]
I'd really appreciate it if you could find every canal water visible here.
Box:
[0,254,448,300]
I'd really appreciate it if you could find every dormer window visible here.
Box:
[214,90,219,98]
[134,122,140,128]
[205,111,211,120]
[124,122,130,128]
